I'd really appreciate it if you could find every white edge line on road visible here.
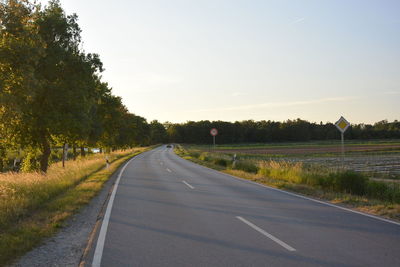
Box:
[92,156,137,267]
[166,168,172,172]
[236,216,296,252]
[175,155,400,227]
[182,180,195,189]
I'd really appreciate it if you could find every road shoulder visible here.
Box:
[12,160,127,267]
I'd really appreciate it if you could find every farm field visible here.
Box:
[186,140,400,176]
[176,141,400,221]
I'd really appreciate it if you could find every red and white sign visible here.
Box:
[210,128,218,136]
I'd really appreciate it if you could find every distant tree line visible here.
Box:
[0,0,167,172]
[165,119,400,144]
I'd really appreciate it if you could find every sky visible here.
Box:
[48,0,400,124]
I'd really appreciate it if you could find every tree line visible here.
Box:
[165,119,400,144]
[0,0,167,172]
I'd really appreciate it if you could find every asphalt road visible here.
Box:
[90,145,400,267]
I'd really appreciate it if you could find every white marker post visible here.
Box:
[210,128,218,149]
[105,156,110,169]
[335,116,350,169]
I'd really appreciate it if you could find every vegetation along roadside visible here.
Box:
[0,147,150,266]
[175,145,400,222]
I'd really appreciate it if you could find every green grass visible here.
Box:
[175,145,400,221]
[0,147,150,266]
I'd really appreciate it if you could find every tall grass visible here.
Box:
[176,145,400,204]
[0,147,149,265]
[259,161,362,192]
[0,149,146,232]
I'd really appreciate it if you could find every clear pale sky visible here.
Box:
[53,0,400,124]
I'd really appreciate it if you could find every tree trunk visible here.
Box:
[99,147,103,153]
[80,146,85,157]
[40,136,51,173]
[62,143,66,168]
[0,147,5,172]
[73,145,77,160]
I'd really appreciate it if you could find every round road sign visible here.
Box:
[210,128,218,136]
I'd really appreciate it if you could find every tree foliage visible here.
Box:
[0,0,158,173]
[166,119,400,144]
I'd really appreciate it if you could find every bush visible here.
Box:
[20,152,40,173]
[199,152,210,162]
[213,158,228,167]
[330,171,368,195]
[367,181,388,200]
[234,160,258,173]
[188,151,200,159]
[50,149,63,164]
[367,181,400,203]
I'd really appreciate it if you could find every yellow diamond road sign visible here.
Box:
[335,116,350,133]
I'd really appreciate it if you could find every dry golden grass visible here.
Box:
[0,147,149,265]
[0,149,143,231]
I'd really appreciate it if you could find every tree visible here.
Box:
[0,0,103,172]
[0,0,44,167]
[1,0,155,173]
[149,120,167,144]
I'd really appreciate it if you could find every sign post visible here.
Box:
[335,116,350,169]
[210,128,218,149]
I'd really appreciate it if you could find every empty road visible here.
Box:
[89,146,400,266]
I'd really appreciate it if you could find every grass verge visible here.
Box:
[175,145,400,222]
[0,147,150,266]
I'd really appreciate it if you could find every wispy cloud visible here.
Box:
[383,91,400,95]
[290,17,305,25]
[188,97,357,113]
[232,92,247,97]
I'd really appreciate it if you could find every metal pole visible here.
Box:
[341,132,344,169]
[213,136,216,149]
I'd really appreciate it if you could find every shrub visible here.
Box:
[50,149,63,164]
[367,181,400,203]
[330,171,368,195]
[367,181,388,200]
[234,160,258,173]
[213,158,228,167]
[189,151,200,159]
[21,152,40,173]
[199,152,210,162]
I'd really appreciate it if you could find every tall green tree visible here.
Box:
[1,0,103,172]
[0,0,44,165]
[149,120,167,144]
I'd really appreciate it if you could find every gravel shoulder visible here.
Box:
[12,164,122,267]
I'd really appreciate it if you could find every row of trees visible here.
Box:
[0,0,167,172]
[165,119,400,144]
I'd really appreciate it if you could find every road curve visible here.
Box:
[89,146,400,267]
